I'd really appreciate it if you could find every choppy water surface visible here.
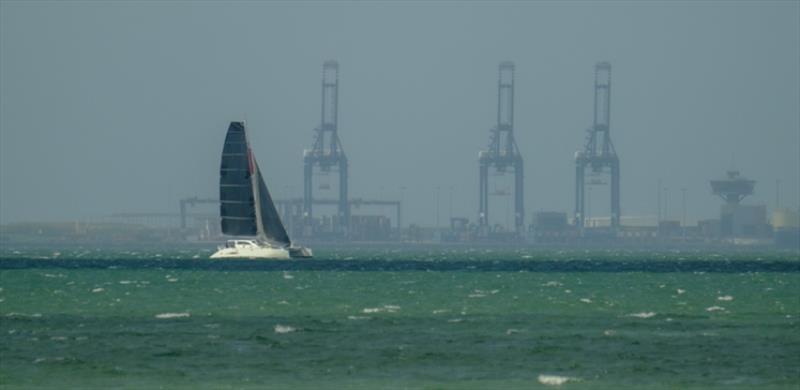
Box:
[1,247,798,389]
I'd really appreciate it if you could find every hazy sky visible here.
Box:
[1,1,798,227]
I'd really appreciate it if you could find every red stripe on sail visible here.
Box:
[247,148,255,175]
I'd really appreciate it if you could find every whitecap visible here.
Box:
[119,280,133,285]
[432,309,449,314]
[706,306,726,312]
[91,288,104,293]
[505,328,521,335]
[6,312,42,318]
[579,298,592,304]
[677,289,686,294]
[447,318,463,323]
[468,293,486,298]
[542,281,562,287]
[155,312,190,319]
[538,374,579,386]
[274,324,295,334]
[603,329,616,336]
[627,312,656,319]
[363,305,400,314]
[717,295,734,301]
[282,272,294,280]
[277,300,290,305]
[347,316,370,320]
[167,278,178,282]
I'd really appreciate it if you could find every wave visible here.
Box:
[362,305,401,314]
[538,374,580,386]
[274,324,295,334]
[155,312,190,319]
[627,312,656,319]
[5,312,42,318]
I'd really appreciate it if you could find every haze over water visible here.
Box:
[1,1,798,226]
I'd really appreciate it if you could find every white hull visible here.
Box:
[210,240,290,260]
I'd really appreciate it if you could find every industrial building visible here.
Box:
[773,209,800,248]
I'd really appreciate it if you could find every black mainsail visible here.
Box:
[219,121,291,246]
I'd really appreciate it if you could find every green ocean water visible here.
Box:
[1,248,799,389]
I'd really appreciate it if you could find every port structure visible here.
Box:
[710,170,756,236]
[575,62,620,230]
[179,196,219,229]
[710,170,755,206]
[303,60,349,237]
[478,62,524,236]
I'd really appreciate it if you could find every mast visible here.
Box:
[244,123,267,241]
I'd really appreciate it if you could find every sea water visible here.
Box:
[1,247,798,389]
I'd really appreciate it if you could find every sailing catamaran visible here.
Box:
[210,121,312,259]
